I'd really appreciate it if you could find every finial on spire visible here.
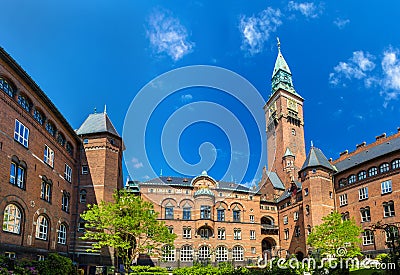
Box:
[311,140,314,148]
[277,37,281,52]
[94,107,97,114]
[104,104,107,114]
[160,169,163,176]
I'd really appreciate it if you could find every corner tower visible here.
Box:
[265,39,306,187]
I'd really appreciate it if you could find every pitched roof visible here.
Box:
[300,146,335,172]
[276,181,302,203]
[283,147,295,158]
[334,136,400,173]
[76,112,120,137]
[272,48,292,78]
[266,171,285,190]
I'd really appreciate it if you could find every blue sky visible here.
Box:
[2,1,400,185]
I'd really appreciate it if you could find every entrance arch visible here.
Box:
[261,237,276,259]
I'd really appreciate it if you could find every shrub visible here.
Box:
[37,253,75,275]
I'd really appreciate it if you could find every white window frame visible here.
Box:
[217,228,226,240]
[82,165,89,175]
[183,227,191,239]
[359,187,369,200]
[44,145,54,167]
[363,231,374,245]
[294,211,299,221]
[250,230,256,240]
[284,229,289,240]
[5,252,16,259]
[384,202,395,217]
[339,194,348,206]
[162,245,175,262]
[234,228,242,240]
[232,246,244,261]
[360,207,371,222]
[216,246,228,262]
[62,192,70,212]
[41,181,51,202]
[295,226,301,237]
[64,164,72,182]
[3,204,22,234]
[58,224,67,245]
[36,216,48,240]
[283,215,288,224]
[14,120,29,148]
[198,246,210,261]
[250,215,255,223]
[381,180,392,194]
[180,245,193,262]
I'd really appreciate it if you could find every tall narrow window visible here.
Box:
[232,246,244,261]
[45,121,56,137]
[250,230,256,240]
[57,133,66,147]
[217,209,225,221]
[358,187,368,200]
[360,207,371,222]
[381,180,392,194]
[383,201,395,217]
[17,94,31,112]
[66,142,73,156]
[64,164,72,182]
[339,194,348,206]
[180,245,193,262]
[2,204,22,234]
[33,109,45,125]
[41,180,52,203]
[392,159,400,170]
[198,246,210,261]
[162,245,175,262]
[217,228,225,240]
[62,192,70,213]
[79,190,87,203]
[234,228,242,240]
[44,145,54,168]
[14,120,29,148]
[58,224,67,245]
[200,205,211,219]
[183,227,191,239]
[182,207,191,220]
[233,209,241,222]
[216,246,228,262]
[363,230,374,245]
[10,161,26,189]
[165,207,174,219]
[36,216,49,240]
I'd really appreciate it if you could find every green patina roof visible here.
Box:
[272,47,292,78]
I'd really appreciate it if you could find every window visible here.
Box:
[165,207,174,219]
[385,226,399,243]
[14,120,29,148]
[198,246,210,261]
[342,212,350,221]
[217,228,225,240]
[217,209,225,221]
[283,216,288,224]
[251,247,256,254]
[234,228,242,240]
[381,180,392,194]
[359,187,368,200]
[294,226,301,237]
[3,204,22,234]
[294,211,299,221]
[45,121,56,137]
[182,207,191,220]
[368,167,377,177]
[180,245,193,262]
[339,194,348,206]
[306,205,310,215]
[162,245,175,262]
[339,178,347,187]
[284,229,289,240]
[66,142,73,156]
[168,226,173,234]
[348,174,356,184]
[64,164,72,182]
[81,165,89,175]
[83,139,89,144]
[41,180,52,202]
[304,188,309,196]
[233,209,241,222]
[380,163,390,173]
[330,191,333,199]
[306,225,312,235]
[250,230,256,240]
[200,205,211,219]
[250,215,255,223]
[57,133,66,146]
[58,224,67,245]
[79,190,87,203]
[199,227,211,239]
[44,145,54,167]
[232,246,244,261]
[17,94,31,112]
[363,230,374,245]
[183,227,191,239]
[37,255,45,261]
[33,109,45,125]
[291,128,296,136]
[360,207,371,222]
[358,171,366,181]
[0,77,14,97]
[383,201,395,217]
[78,221,85,231]
[5,252,16,259]
[36,216,49,240]
[392,159,400,170]
[10,161,25,189]
[216,246,228,262]
[62,192,70,213]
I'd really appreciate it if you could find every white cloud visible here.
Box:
[333,18,350,29]
[239,7,282,55]
[329,51,375,86]
[131,157,144,169]
[380,48,400,102]
[288,1,322,18]
[146,9,194,61]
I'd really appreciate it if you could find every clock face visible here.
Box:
[287,98,298,111]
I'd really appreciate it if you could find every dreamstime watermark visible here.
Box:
[257,247,396,272]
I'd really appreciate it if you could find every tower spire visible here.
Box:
[277,37,281,52]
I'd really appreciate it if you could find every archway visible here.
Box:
[261,237,276,259]
[295,251,304,261]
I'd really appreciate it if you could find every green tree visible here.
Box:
[307,212,362,258]
[80,190,176,270]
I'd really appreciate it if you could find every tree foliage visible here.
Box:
[80,190,176,269]
[307,212,362,258]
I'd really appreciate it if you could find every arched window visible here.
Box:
[0,77,15,97]
[180,245,193,262]
[198,245,210,261]
[80,189,87,203]
[162,245,175,262]
[380,163,390,173]
[33,108,45,125]
[36,216,49,240]
[348,174,356,184]
[17,94,32,113]
[58,223,67,245]
[41,178,52,203]
[368,167,377,177]
[232,205,241,222]
[385,226,399,243]
[57,132,66,147]
[392,159,400,170]
[216,246,228,262]
[341,212,350,221]
[363,230,374,245]
[232,245,244,261]
[358,171,366,181]
[66,142,73,156]
[10,158,26,189]
[45,121,56,137]
[62,192,70,213]
[3,204,22,234]
[338,178,347,187]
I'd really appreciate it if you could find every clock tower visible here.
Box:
[264,39,306,187]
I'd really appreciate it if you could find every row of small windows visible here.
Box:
[8,95,74,156]
[162,245,245,262]
[339,180,393,207]
[178,226,255,240]
[2,204,68,244]
[283,225,303,239]
[164,206,244,222]
[339,160,400,188]
[362,227,399,246]
[341,200,395,219]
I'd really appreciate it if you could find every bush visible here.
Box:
[128,265,168,274]
[37,253,75,275]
